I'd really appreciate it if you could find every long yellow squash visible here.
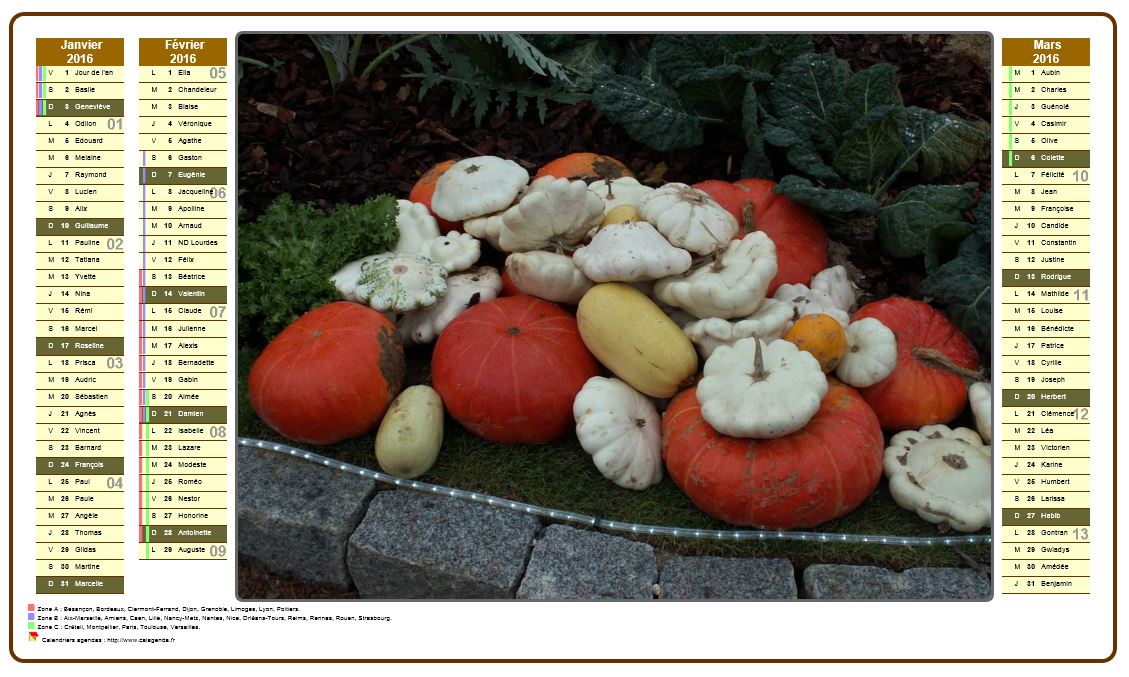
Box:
[576,283,698,398]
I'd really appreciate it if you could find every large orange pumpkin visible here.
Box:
[249,302,405,445]
[432,295,599,444]
[662,381,884,529]
[692,178,828,295]
[853,297,979,430]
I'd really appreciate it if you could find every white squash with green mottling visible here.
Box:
[333,252,447,312]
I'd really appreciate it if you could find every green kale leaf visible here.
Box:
[238,194,399,346]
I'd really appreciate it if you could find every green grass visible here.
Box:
[238,345,990,571]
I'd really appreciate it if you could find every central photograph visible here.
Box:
[235,32,993,601]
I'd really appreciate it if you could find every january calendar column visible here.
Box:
[138,39,229,561]
[34,38,126,594]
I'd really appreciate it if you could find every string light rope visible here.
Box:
[239,438,992,547]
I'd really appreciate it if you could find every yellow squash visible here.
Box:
[600,204,642,228]
[576,283,698,398]
[375,385,444,479]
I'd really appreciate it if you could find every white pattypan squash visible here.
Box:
[884,424,991,532]
[572,376,662,490]
[504,251,593,304]
[969,381,992,443]
[573,221,692,282]
[498,176,605,253]
[396,266,502,345]
[418,231,481,273]
[587,177,655,214]
[391,199,441,257]
[682,298,793,359]
[463,211,505,250]
[773,282,850,328]
[636,182,737,255]
[696,337,828,439]
[835,318,898,387]
[431,155,529,221]
[654,232,778,319]
[332,252,447,312]
[810,265,857,313]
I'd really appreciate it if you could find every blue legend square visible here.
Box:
[28,613,34,620]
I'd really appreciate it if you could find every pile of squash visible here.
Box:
[249,152,992,533]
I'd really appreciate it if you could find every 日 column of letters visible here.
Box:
[34,38,126,594]
[138,38,229,560]
[1000,38,1090,594]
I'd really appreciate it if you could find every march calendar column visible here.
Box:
[1000,38,1091,594]
[138,38,229,561]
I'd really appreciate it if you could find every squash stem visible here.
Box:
[912,347,984,382]
[751,339,766,382]
[741,200,755,235]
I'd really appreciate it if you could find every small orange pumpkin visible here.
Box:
[784,313,848,373]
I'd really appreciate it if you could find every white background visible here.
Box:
[1,0,1125,673]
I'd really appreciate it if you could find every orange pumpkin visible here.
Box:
[784,313,849,373]
[535,152,633,182]
[408,159,460,233]
[853,297,979,430]
[249,302,405,445]
[663,381,884,529]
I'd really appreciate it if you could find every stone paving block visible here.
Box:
[516,525,656,599]
[658,556,797,599]
[347,490,540,599]
[237,445,377,591]
[802,564,991,600]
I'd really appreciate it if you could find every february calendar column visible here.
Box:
[138,38,229,561]
[34,38,126,594]
[1000,38,1090,594]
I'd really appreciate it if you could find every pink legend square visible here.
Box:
[27,604,34,611]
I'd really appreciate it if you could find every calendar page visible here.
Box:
[2,2,1123,671]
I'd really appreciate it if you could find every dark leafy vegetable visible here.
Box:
[761,51,989,220]
[590,66,709,151]
[920,191,992,354]
[238,194,399,345]
[877,182,977,263]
